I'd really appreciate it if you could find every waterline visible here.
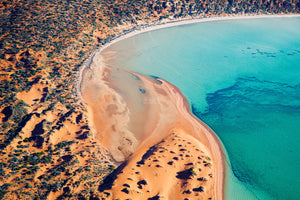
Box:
[100,16,300,199]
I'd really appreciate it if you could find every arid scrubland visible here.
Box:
[0,0,299,199]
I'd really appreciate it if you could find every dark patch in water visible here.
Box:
[193,77,300,118]
[192,76,300,186]
[148,75,163,84]
[243,48,300,58]
[149,75,160,80]
[139,87,146,94]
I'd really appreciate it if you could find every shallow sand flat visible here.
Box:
[80,54,224,199]
[80,54,140,162]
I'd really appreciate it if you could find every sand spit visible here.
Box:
[80,52,224,199]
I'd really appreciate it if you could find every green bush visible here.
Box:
[0,183,11,199]
[108,165,115,171]
[189,167,197,175]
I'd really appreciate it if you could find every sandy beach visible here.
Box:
[77,14,300,104]
[76,13,300,72]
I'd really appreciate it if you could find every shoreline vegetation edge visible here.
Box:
[77,13,300,101]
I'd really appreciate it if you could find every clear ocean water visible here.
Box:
[104,17,300,199]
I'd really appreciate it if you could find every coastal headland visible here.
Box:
[0,0,299,199]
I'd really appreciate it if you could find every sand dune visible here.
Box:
[99,129,216,199]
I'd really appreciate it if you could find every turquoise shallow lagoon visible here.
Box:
[105,17,300,199]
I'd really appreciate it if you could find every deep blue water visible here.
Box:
[104,17,300,199]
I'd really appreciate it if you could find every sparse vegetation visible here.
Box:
[0,0,299,199]
[0,183,11,199]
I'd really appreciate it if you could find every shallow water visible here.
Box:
[104,17,300,199]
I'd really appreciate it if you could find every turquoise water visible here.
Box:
[105,17,300,199]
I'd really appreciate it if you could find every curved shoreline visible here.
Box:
[77,14,300,199]
[92,70,227,199]
[156,76,226,200]
[77,13,300,101]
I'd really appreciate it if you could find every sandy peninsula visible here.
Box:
[80,51,225,199]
